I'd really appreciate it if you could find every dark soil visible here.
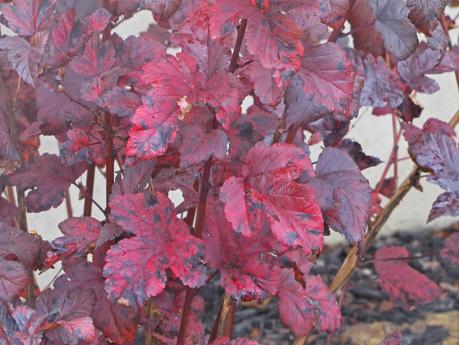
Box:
[201,225,459,345]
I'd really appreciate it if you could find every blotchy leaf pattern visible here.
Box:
[278,270,341,336]
[0,0,456,342]
[221,142,324,252]
[286,43,355,126]
[374,246,442,309]
[104,192,207,305]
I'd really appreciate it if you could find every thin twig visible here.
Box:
[329,110,459,294]
[72,182,105,215]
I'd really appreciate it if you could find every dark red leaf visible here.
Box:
[179,125,228,167]
[278,270,341,336]
[286,43,355,126]
[209,0,305,69]
[104,192,206,305]
[8,154,86,212]
[348,0,385,57]
[221,142,323,252]
[35,288,97,345]
[45,217,101,267]
[54,259,137,344]
[397,43,442,93]
[112,160,156,198]
[374,246,442,309]
[0,221,49,270]
[36,81,93,135]
[204,196,283,299]
[83,8,111,35]
[60,126,106,166]
[320,0,351,29]
[117,35,166,71]
[69,36,116,77]
[0,196,19,225]
[440,232,459,277]
[351,52,405,109]
[96,87,141,118]
[96,223,124,248]
[154,290,205,344]
[337,139,382,170]
[406,0,447,35]
[368,0,419,60]
[211,337,260,345]
[0,32,48,86]
[0,0,57,36]
[240,59,287,107]
[0,258,29,301]
[127,52,247,159]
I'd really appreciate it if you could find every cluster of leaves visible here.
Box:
[0,0,458,344]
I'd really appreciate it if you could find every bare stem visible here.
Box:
[83,164,96,217]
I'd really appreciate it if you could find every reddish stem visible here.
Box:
[374,125,402,195]
[102,0,114,215]
[83,164,95,217]
[105,111,114,212]
[64,189,73,218]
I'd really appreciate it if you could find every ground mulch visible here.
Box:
[202,224,459,345]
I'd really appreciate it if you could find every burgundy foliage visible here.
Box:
[374,246,442,309]
[0,0,457,343]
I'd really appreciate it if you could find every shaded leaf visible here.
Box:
[8,154,86,212]
[45,217,101,267]
[308,147,371,243]
[36,288,97,345]
[36,81,93,135]
[55,259,137,345]
[0,221,49,270]
[205,196,283,299]
[0,33,48,86]
[403,119,459,221]
[368,0,418,60]
[179,125,228,167]
[0,258,29,301]
[397,43,442,94]
[406,0,447,35]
